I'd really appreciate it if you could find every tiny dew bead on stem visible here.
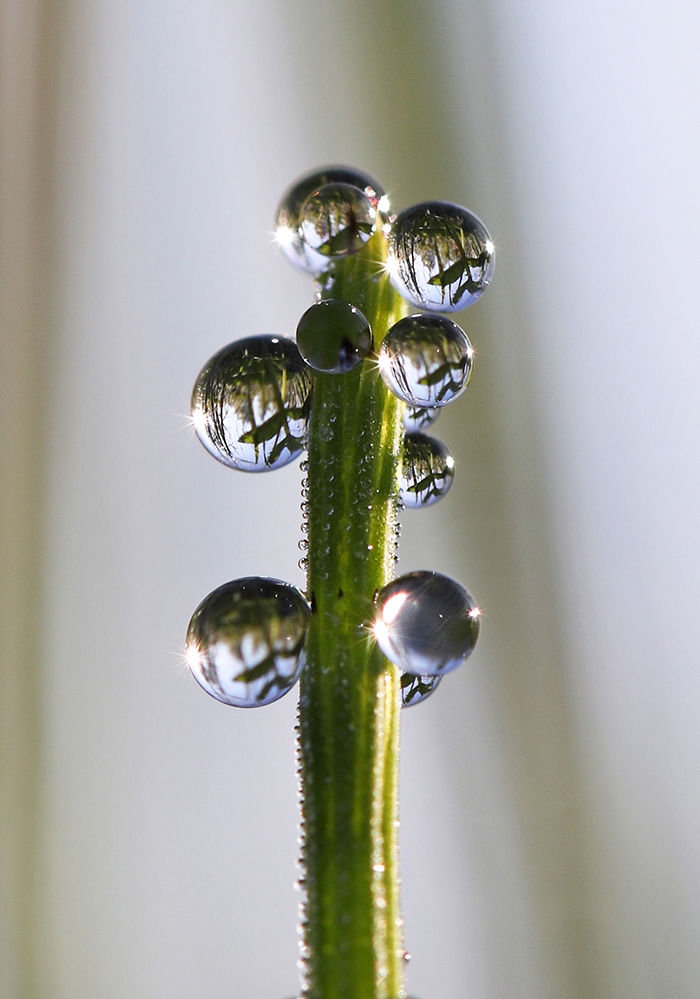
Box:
[185,165,494,999]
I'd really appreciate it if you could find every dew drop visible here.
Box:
[296,299,372,374]
[299,183,376,262]
[403,404,440,433]
[400,433,455,508]
[388,201,495,311]
[191,336,311,471]
[378,313,473,408]
[275,165,386,273]
[373,571,480,676]
[185,577,310,707]
[400,670,441,707]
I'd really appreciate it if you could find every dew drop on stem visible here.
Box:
[387,201,495,311]
[296,299,372,374]
[373,571,480,676]
[185,577,311,707]
[191,336,311,471]
[379,313,473,408]
[403,404,440,433]
[400,433,455,508]
[274,165,386,273]
[400,671,442,707]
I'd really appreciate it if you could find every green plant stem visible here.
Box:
[299,231,408,999]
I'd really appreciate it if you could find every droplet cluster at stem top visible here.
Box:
[185,165,494,999]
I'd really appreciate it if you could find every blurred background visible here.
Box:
[2,0,700,997]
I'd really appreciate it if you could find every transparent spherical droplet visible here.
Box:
[275,166,386,274]
[296,299,372,374]
[400,433,454,508]
[374,571,480,676]
[403,404,440,433]
[388,201,495,311]
[191,336,311,471]
[378,313,473,408]
[299,183,377,265]
[400,670,441,707]
[186,577,310,707]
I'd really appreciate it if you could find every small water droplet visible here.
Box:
[296,299,372,373]
[318,424,334,442]
[400,433,455,508]
[373,571,480,675]
[299,183,376,262]
[298,539,309,551]
[379,314,473,408]
[388,201,495,311]
[186,577,310,706]
[400,670,441,707]
[403,404,440,433]
[275,166,386,273]
[191,336,311,471]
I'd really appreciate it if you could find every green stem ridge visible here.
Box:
[299,232,409,999]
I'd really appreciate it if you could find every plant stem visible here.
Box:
[299,231,408,999]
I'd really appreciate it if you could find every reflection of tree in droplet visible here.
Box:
[400,433,455,508]
[186,577,311,707]
[191,336,311,471]
[299,183,377,260]
[274,165,386,273]
[400,670,441,707]
[388,201,495,312]
[403,404,440,433]
[379,313,473,409]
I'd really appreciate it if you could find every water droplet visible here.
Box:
[191,336,311,471]
[403,404,440,433]
[373,571,480,676]
[296,299,372,373]
[400,433,455,508]
[378,313,473,408]
[299,183,376,263]
[400,670,441,707]
[388,201,495,311]
[186,577,310,706]
[275,166,386,273]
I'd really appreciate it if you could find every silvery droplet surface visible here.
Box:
[379,313,473,408]
[400,433,455,508]
[186,577,310,707]
[299,183,376,262]
[296,299,372,373]
[388,201,494,311]
[191,336,311,471]
[403,404,440,433]
[400,670,441,707]
[275,166,387,274]
[374,571,480,676]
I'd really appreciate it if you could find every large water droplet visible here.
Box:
[403,404,440,433]
[191,336,311,471]
[388,202,494,311]
[186,577,310,707]
[374,571,480,676]
[401,433,454,508]
[378,313,473,408]
[296,299,372,373]
[275,166,386,274]
[299,183,376,263]
[400,670,441,707]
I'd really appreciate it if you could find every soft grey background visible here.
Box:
[2,1,700,997]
